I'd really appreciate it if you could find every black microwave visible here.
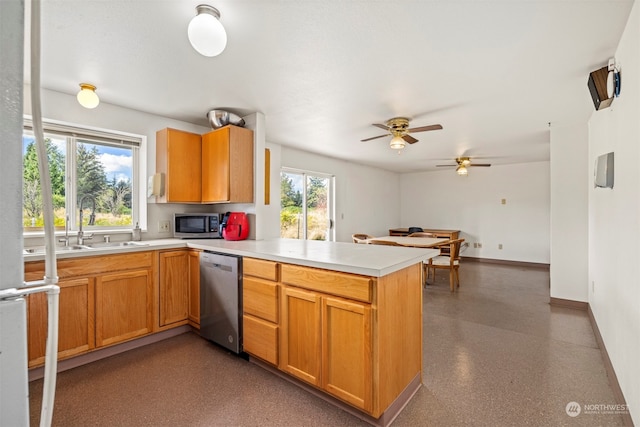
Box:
[173,213,222,239]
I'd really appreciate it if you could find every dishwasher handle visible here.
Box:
[206,262,233,273]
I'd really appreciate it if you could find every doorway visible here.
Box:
[280,168,334,241]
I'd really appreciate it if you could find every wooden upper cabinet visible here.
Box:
[202,125,254,203]
[156,128,202,203]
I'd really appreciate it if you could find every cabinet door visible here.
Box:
[156,128,202,203]
[159,251,189,326]
[322,297,373,412]
[201,126,254,203]
[95,269,153,347]
[188,250,200,326]
[280,287,321,386]
[27,277,95,367]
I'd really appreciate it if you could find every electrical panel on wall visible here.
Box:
[594,152,614,189]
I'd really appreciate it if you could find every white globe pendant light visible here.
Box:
[188,4,227,57]
[76,83,99,109]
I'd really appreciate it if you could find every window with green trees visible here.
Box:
[22,122,141,233]
[280,168,334,241]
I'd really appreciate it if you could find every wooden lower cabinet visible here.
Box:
[95,269,154,347]
[280,286,322,386]
[322,296,372,412]
[242,258,280,365]
[159,250,190,327]
[280,285,372,411]
[27,277,95,367]
[243,315,278,365]
[188,250,201,327]
[274,262,422,419]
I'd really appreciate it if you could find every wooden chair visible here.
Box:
[352,233,373,243]
[427,238,465,292]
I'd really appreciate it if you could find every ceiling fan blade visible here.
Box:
[407,124,443,133]
[436,164,456,167]
[361,134,389,142]
[372,123,389,131]
[403,134,418,144]
[469,163,492,167]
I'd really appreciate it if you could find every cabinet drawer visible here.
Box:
[243,314,278,365]
[244,258,279,281]
[243,277,278,323]
[25,251,154,281]
[280,264,373,303]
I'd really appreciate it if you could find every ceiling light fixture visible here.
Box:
[76,83,99,109]
[188,4,227,57]
[389,135,405,150]
[456,165,468,176]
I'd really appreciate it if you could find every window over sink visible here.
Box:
[22,118,146,234]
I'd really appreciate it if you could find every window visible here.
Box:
[22,119,145,233]
[280,168,334,241]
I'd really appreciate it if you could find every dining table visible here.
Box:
[366,235,450,248]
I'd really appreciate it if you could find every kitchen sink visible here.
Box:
[86,241,149,248]
[23,241,149,255]
[23,245,93,255]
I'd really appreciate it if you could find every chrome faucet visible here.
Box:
[58,214,71,247]
[78,195,96,245]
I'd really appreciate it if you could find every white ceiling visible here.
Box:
[24,0,633,173]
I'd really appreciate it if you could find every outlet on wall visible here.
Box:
[158,220,170,233]
[477,243,482,248]
[498,243,503,250]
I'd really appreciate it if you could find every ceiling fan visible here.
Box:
[361,117,443,150]
[436,157,491,175]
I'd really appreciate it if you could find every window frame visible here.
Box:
[22,116,147,235]
[280,167,335,241]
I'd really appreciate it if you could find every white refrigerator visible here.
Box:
[1,1,59,425]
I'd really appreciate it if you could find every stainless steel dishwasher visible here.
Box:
[200,251,243,354]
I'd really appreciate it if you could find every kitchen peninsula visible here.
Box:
[24,239,437,426]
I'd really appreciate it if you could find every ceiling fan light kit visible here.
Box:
[389,135,405,150]
[437,157,492,175]
[361,116,443,150]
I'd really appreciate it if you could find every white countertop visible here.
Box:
[186,239,438,277]
[24,238,439,277]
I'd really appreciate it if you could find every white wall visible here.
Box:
[400,162,550,264]
[21,86,256,240]
[588,2,640,423]
[280,146,400,242]
[550,123,589,302]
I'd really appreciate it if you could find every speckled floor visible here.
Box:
[29,261,628,426]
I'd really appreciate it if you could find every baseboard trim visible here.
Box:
[28,325,193,382]
[462,256,550,270]
[549,297,588,311]
[587,306,634,427]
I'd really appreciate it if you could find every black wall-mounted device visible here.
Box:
[588,66,613,111]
